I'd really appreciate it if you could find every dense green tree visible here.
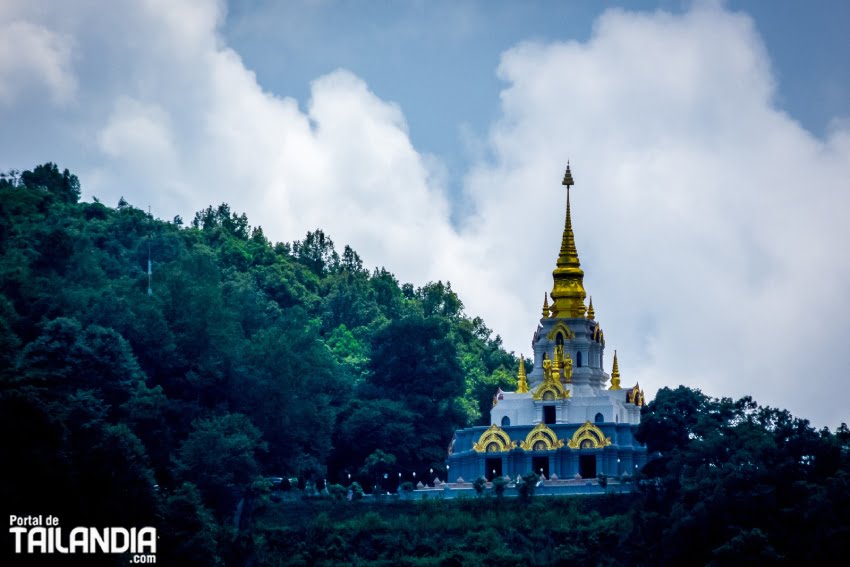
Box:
[340,244,366,274]
[417,280,463,319]
[330,398,417,481]
[120,380,174,477]
[370,267,404,319]
[364,314,467,472]
[325,323,370,383]
[234,317,341,478]
[291,229,339,276]
[174,412,267,518]
[160,482,222,566]
[192,203,250,240]
[634,386,850,565]
[367,314,464,403]
[16,316,85,386]
[20,162,80,203]
[16,317,148,413]
[361,449,397,489]
[73,422,160,526]
[321,269,381,331]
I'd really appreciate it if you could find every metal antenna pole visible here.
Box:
[147,206,152,296]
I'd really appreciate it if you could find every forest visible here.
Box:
[1,163,848,565]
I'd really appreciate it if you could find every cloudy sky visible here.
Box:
[2,0,849,427]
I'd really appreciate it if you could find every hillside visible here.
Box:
[1,163,848,565]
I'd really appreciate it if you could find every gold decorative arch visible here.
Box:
[532,381,570,401]
[546,322,575,342]
[533,358,570,400]
[472,424,518,453]
[520,423,565,451]
[566,421,612,449]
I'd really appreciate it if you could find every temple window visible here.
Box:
[543,406,556,424]
[577,351,583,367]
[501,416,510,427]
[595,412,604,423]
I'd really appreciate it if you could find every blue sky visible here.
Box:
[1,0,849,427]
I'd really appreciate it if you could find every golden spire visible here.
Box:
[550,163,587,318]
[516,355,529,393]
[587,296,595,320]
[609,350,622,390]
[542,293,550,318]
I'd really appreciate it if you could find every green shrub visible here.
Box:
[492,476,508,498]
[516,472,538,501]
[473,476,487,496]
[250,478,273,497]
[327,483,347,500]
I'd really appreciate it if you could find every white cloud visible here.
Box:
[0,19,76,105]
[52,0,464,289]
[0,1,848,427]
[98,97,175,161]
[455,4,850,427]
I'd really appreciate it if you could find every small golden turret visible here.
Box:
[516,355,529,393]
[550,163,588,318]
[587,296,595,320]
[609,350,622,390]
[542,293,551,318]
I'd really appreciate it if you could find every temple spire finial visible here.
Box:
[516,355,529,393]
[609,350,622,390]
[542,293,550,318]
[587,296,595,320]
[550,162,587,318]
[558,164,578,262]
[562,161,574,188]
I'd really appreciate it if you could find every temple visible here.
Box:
[446,165,648,482]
